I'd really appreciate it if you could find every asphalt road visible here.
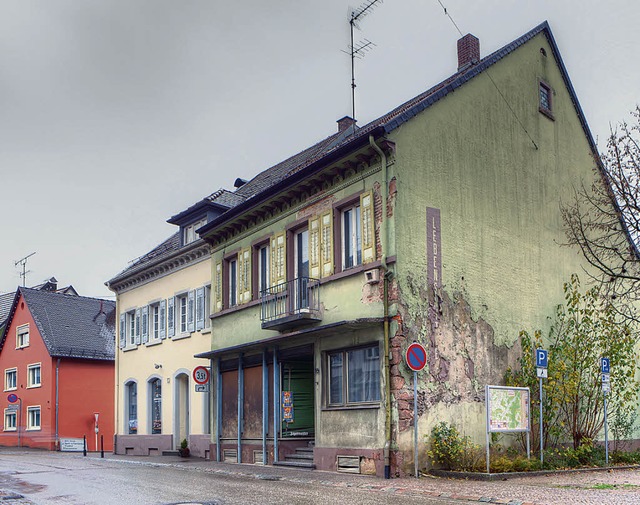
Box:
[0,450,461,505]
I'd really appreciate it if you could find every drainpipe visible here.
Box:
[55,358,60,450]
[369,135,392,479]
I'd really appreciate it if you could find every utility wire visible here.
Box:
[437,0,463,36]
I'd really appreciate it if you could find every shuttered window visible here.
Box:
[167,297,175,338]
[159,299,166,339]
[141,306,149,344]
[309,216,321,278]
[271,232,286,287]
[119,314,126,349]
[214,261,223,312]
[321,210,334,277]
[196,287,205,330]
[238,248,251,303]
[360,190,375,264]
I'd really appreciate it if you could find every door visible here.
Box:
[174,373,190,448]
[280,357,314,438]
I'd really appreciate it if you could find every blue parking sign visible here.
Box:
[601,357,610,374]
[536,349,548,368]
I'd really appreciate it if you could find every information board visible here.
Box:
[60,438,85,452]
[486,386,530,433]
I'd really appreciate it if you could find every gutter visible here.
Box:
[55,358,60,449]
[369,135,392,479]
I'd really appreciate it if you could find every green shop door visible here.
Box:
[281,357,314,438]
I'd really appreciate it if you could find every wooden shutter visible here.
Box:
[187,290,195,333]
[167,297,175,338]
[134,308,141,345]
[270,232,286,287]
[214,261,223,312]
[119,314,126,349]
[196,287,205,330]
[141,305,149,344]
[320,209,334,277]
[238,248,251,303]
[159,299,166,339]
[360,190,375,264]
[309,216,320,279]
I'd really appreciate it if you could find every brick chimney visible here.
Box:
[337,116,357,133]
[457,33,480,71]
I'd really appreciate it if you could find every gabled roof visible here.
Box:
[0,291,13,327]
[0,288,115,361]
[198,21,598,237]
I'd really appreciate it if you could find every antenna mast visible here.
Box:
[15,252,36,287]
[345,0,381,123]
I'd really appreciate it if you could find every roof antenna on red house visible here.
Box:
[343,0,381,128]
[14,251,36,287]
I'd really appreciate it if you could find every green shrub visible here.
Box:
[428,422,483,472]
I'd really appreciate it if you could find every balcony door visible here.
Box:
[294,229,309,311]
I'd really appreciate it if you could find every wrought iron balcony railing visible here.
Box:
[260,277,321,330]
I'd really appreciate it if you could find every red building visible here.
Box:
[0,287,115,451]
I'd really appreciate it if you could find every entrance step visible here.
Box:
[273,460,315,469]
[162,450,180,456]
[274,446,315,469]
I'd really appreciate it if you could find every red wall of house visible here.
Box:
[0,293,114,451]
[58,359,114,451]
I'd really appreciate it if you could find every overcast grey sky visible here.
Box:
[1,0,638,298]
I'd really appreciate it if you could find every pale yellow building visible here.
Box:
[107,189,243,457]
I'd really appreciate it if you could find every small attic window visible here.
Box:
[540,47,547,57]
[183,218,207,245]
[539,80,554,120]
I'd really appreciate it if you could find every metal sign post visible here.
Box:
[535,349,548,466]
[405,342,427,479]
[601,357,610,466]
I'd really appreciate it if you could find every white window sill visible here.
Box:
[3,428,17,432]
[26,385,41,389]
[123,345,138,352]
[4,388,17,393]
[26,428,41,431]
[145,339,163,347]
[172,333,191,341]
[201,329,211,335]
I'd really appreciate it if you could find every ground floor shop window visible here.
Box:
[327,344,380,407]
[126,381,137,434]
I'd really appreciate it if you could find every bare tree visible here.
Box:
[562,107,640,320]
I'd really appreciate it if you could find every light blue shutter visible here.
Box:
[119,314,126,349]
[167,297,175,338]
[159,299,166,339]
[196,287,205,331]
[187,290,195,333]
[141,306,149,344]
[134,308,141,345]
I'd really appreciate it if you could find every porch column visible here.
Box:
[273,346,280,463]
[237,353,244,463]
[216,357,222,462]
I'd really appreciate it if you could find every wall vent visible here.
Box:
[223,449,238,463]
[253,450,265,465]
[337,455,361,474]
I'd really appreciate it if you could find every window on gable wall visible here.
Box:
[16,325,29,349]
[539,80,553,119]
[4,369,17,391]
[27,364,41,388]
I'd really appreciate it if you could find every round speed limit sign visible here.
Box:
[193,366,210,385]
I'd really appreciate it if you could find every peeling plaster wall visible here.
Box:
[385,33,599,474]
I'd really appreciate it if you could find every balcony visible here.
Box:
[261,277,321,331]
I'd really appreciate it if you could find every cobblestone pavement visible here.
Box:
[1,449,640,504]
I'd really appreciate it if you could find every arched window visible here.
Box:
[125,381,137,434]
[150,378,162,434]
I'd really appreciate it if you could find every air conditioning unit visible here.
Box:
[364,268,380,284]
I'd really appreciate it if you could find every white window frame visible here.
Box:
[4,409,16,432]
[178,294,188,334]
[127,310,136,346]
[341,204,362,269]
[27,406,41,431]
[27,363,41,388]
[4,368,17,391]
[16,324,29,349]
[150,303,161,340]
[183,218,207,245]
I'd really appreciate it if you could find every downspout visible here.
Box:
[55,358,60,450]
[369,134,392,479]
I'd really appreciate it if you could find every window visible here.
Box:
[127,310,136,346]
[27,406,41,430]
[258,244,270,296]
[183,218,207,245]
[342,205,362,269]
[16,324,29,349]
[539,80,553,118]
[204,285,211,329]
[27,364,41,388]
[4,369,17,391]
[126,382,137,434]
[228,258,238,307]
[294,228,310,309]
[151,304,160,340]
[327,345,380,406]
[150,378,162,434]
[177,294,188,333]
[4,410,16,431]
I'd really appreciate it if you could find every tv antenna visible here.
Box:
[344,0,382,124]
[15,252,36,287]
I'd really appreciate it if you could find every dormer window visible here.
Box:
[183,218,207,245]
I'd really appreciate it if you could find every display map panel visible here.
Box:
[486,386,530,433]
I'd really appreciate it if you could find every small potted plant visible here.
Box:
[178,438,190,458]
